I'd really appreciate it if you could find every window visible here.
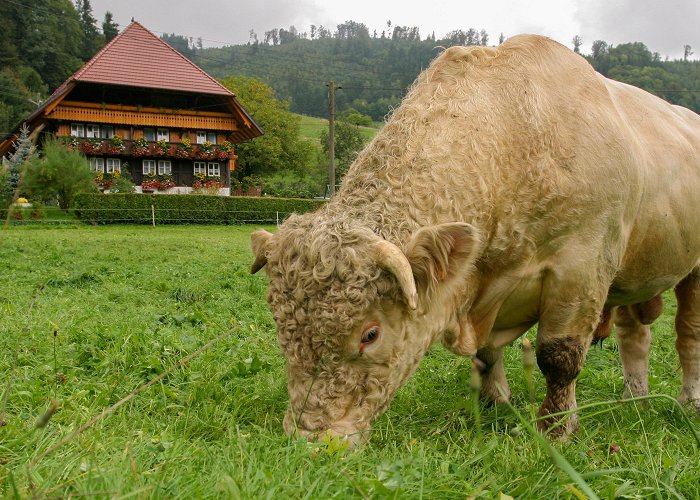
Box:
[207,162,220,177]
[89,157,104,172]
[86,124,100,138]
[106,158,121,173]
[158,160,172,175]
[193,162,206,174]
[157,128,169,141]
[100,125,114,139]
[144,128,156,142]
[71,123,84,137]
[142,160,156,175]
[207,132,217,144]
[196,131,206,144]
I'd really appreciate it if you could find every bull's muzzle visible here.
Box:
[283,410,371,449]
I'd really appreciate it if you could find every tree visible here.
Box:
[320,120,366,181]
[218,75,315,179]
[2,124,37,208]
[161,33,191,53]
[23,138,96,208]
[572,35,583,54]
[684,45,694,61]
[75,0,103,60]
[102,11,119,42]
[338,108,373,127]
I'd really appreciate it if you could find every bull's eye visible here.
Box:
[361,324,380,345]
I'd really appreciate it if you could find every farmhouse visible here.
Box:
[0,21,263,195]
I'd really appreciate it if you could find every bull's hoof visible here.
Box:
[536,412,579,439]
[622,379,649,401]
[678,393,700,413]
[479,384,511,405]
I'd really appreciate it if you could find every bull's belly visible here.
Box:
[608,234,700,306]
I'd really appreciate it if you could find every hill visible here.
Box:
[187,31,700,122]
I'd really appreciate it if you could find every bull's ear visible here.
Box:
[250,229,274,274]
[404,223,480,297]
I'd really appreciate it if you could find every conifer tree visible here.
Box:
[2,124,36,208]
[102,11,119,43]
[75,0,103,60]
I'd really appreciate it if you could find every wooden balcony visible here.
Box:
[49,101,241,131]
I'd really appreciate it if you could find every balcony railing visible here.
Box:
[61,137,237,161]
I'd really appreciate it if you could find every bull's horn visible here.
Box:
[371,240,418,310]
[250,229,274,274]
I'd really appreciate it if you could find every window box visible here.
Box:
[192,172,224,194]
[175,137,194,158]
[131,138,150,157]
[151,139,171,156]
[141,173,175,192]
[105,135,126,154]
[193,141,215,160]
[95,170,121,192]
[80,138,104,155]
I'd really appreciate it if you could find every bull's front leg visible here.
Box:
[535,267,605,437]
[475,346,510,403]
[535,335,589,436]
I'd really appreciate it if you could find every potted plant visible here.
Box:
[176,137,194,158]
[157,173,176,191]
[195,140,214,160]
[80,137,104,155]
[131,137,149,157]
[141,172,159,192]
[105,135,126,154]
[215,141,234,161]
[152,138,170,156]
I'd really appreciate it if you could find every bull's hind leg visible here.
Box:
[674,269,700,410]
[614,295,663,399]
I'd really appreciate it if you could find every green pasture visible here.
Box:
[0,225,698,498]
[298,114,380,145]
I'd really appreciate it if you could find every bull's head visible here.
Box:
[251,214,480,447]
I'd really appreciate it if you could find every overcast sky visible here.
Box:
[89,0,698,60]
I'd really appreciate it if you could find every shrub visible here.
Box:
[23,138,96,209]
[73,193,327,224]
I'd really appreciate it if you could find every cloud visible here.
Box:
[576,0,700,58]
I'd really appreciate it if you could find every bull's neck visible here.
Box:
[331,160,490,249]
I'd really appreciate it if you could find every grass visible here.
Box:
[1,224,699,498]
[297,114,381,145]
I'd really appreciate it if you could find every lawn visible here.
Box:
[298,114,380,145]
[1,225,698,498]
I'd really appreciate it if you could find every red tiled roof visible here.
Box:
[69,21,232,95]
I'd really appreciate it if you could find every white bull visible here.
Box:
[251,34,700,446]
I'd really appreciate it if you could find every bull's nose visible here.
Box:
[283,411,370,449]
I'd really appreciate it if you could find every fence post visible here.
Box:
[151,204,156,227]
[276,211,279,226]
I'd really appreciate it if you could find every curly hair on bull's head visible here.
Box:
[252,208,479,445]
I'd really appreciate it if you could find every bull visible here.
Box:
[251,34,700,446]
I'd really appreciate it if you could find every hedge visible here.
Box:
[73,193,327,224]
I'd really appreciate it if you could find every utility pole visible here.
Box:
[327,80,338,197]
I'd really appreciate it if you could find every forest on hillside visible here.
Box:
[186,23,700,121]
[1,1,699,136]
